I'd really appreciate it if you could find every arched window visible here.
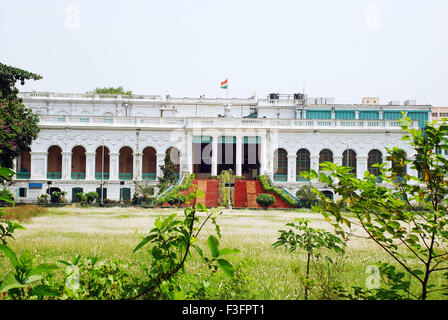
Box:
[166,147,180,181]
[119,147,133,180]
[389,149,407,183]
[296,149,310,181]
[342,149,357,174]
[95,146,110,180]
[368,149,383,181]
[47,146,62,179]
[142,147,157,180]
[71,146,86,180]
[274,148,288,181]
[16,148,31,179]
[319,149,333,167]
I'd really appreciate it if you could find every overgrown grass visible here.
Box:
[1,205,47,222]
[0,207,446,300]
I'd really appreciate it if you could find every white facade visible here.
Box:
[9,92,432,203]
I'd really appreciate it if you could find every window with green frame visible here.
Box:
[296,149,310,181]
[274,148,288,181]
[342,149,357,174]
[319,149,333,164]
[368,149,383,181]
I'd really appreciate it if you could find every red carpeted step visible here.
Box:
[205,180,219,207]
[233,180,248,207]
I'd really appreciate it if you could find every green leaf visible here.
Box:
[218,248,240,256]
[133,235,152,253]
[0,272,25,292]
[196,202,208,213]
[207,235,220,259]
[217,258,234,279]
[196,189,205,199]
[29,284,60,297]
[26,263,59,277]
[0,244,18,268]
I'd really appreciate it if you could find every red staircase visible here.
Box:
[234,180,248,207]
[233,180,293,209]
[180,179,219,208]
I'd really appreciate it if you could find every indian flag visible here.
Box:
[220,79,228,89]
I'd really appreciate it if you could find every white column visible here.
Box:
[62,152,72,180]
[310,155,319,172]
[110,152,119,180]
[236,135,243,176]
[85,152,96,180]
[211,135,218,176]
[186,133,193,173]
[287,154,297,183]
[260,132,267,175]
[334,155,343,167]
[357,155,368,179]
[31,152,47,180]
[156,153,165,180]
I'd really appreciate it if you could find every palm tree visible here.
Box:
[296,184,318,208]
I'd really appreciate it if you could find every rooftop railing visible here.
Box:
[37,115,420,130]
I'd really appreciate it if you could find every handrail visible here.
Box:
[156,173,185,200]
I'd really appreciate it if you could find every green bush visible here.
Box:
[256,193,275,209]
[258,175,298,207]
[37,193,49,204]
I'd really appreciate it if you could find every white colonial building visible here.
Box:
[9,92,432,203]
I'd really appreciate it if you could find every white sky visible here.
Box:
[1,0,447,105]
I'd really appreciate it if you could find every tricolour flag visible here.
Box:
[220,79,228,89]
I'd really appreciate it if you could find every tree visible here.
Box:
[157,152,177,195]
[296,184,318,208]
[0,63,42,101]
[0,63,41,169]
[86,86,132,95]
[303,116,448,300]
[274,218,346,300]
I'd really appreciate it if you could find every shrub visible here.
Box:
[78,191,98,207]
[37,193,49,204]
[256,193,275,209]
[51,191,67,203]
[258,175,298,207]
[296,185,318,208]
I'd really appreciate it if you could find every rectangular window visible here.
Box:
[80,118,89,123]
[104,118,113,124]
[440,113,448,117]
[57,117,65,122]
[18,188,27,198]
[432,113,438,117]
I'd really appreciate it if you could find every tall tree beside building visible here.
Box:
[0,63,41,169]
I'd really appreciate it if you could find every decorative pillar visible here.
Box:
[211,135,218,176]
[62,152,72,180]
[334,155,343,167]
[109,152,120,180]
[260,132,267,175]
[287,154,297,183]
[85,152,96,180]
[357,155,368,179]
[156,153,165,181]
[236,135,243,176]
[186,133,193,173]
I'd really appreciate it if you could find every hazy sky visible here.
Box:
[1,0,447,105]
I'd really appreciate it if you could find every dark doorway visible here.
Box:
[242,136,260,180]
[218,136,236,174]
[192,136,212,178]
[72,187,83,203]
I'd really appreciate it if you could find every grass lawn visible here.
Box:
[0,206,445,300]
